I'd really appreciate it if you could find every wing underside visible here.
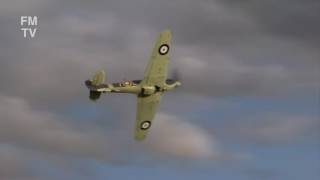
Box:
[134,30,171,140]
[141,30,171,87]
[134,92,161,140]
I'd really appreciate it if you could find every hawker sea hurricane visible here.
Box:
[85,30,181,140]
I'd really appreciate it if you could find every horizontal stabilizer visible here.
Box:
[89,91,101,101]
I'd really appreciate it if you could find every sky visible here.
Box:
[0,0,319,179]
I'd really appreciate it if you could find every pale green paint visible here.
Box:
[85,30,181,141]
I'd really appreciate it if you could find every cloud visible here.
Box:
[0,95,227,178]
[0,145,32,179]
[0,0,318,108]
[0,95,118,160]
[0,0,50,15]
[217,114,320,144]
[218,0,320,46]
[143,113,252,163]
[145,113,220,159]
[0,0,319,179]
[0,94,140,178]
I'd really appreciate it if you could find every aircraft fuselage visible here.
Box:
[85,79,180,100]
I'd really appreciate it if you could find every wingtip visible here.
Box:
[160,29,171,37]
[162,29,171,33]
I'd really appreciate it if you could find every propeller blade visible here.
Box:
[172,68,181,81]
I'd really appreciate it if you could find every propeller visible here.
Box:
[171,68,181,82]
[170,68,182,88]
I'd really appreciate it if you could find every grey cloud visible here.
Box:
[0,0,319,178]
[216,114,320,144]
[0,144,106,180]
[0,95,118,159]
[218,0,320,46]
[0,0,318,107]
[0,0,50,15]
[0,95,224,178]
[0,145,33,179]
[0,0,317,153]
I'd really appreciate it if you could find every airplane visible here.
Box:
[85,30,181,140]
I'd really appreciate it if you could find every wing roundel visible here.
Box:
[141,30,171,87]
[134,92,162,140]
[158,44,169,55]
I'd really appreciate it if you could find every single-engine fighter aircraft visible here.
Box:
[85,30,181,140]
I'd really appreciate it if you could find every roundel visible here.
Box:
[158,44,169,55]
[140,121,151,130]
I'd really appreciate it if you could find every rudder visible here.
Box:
[91,70,106,86]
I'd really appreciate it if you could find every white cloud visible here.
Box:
[219,114,320,144]
[145,113,221,159]
[0,95,115,159]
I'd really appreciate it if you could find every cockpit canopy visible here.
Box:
[119,80,136,87]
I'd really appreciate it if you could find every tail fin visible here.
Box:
[91,70,106,86]
[87,70,106,101]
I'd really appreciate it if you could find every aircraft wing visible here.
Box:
[141,30,171,87]
[134,92,162,140]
